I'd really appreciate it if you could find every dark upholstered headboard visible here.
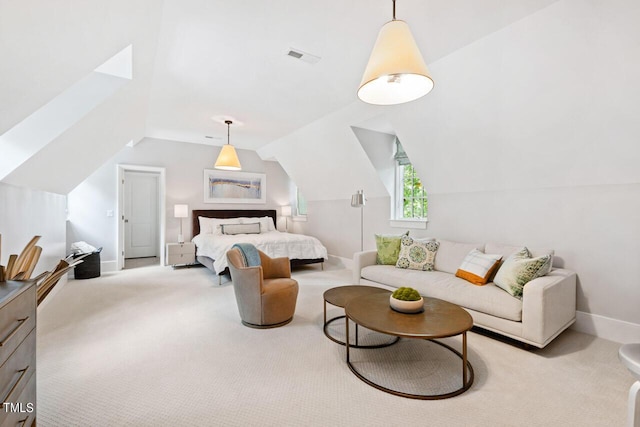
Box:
[192,209,277,237]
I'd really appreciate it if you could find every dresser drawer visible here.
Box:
[0,329,35,423]
[0,371,35,427]
[166,243,195,255]
[166,253,196,266]
[0,286,35,368]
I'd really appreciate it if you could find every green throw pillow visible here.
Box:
[493,247,552,299]
[375,231,409,265]
[395,236,439,271]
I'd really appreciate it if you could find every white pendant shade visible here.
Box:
[214,144,241,170]
[358,19,433,105]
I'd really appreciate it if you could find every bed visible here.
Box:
[191,209,327,282]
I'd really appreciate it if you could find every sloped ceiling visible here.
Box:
[1,0,561,195]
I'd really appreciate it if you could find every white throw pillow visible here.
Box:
[455,249,502,286]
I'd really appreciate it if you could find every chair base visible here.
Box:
[241,317,293,329]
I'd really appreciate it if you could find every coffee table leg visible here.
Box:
[323,300,327,326]
[346,314,350,362]
[355,323,359,346]
[463,331,468,386]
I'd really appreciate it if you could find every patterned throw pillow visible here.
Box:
[221,222,261,235]
[493,247,552,299]
[455,249,503,286]
[395,236,439,271]
[375,231,409,265]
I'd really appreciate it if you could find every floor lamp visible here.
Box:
[351,190,366,251]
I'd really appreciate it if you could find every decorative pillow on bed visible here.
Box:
[493,247,552,299]
[455,249,502,286]
[375,231,409,265]
[395,236,439,271]
[221,222,261,235]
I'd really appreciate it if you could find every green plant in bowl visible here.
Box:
[391,287,421,301]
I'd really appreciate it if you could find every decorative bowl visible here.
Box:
[389,295,424,314]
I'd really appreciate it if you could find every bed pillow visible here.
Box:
[221,222,261,235]
[198,216,218,235]
[493,247,552,299]
[254,217,274,233]
[395,236,439,271]
[375,231,409,265]
[455,249,503,286]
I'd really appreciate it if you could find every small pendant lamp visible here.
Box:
[214,120,241,171]
[358,0,434,105]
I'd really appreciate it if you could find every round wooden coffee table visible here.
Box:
[323,285,399,348]
[345,291,474,400]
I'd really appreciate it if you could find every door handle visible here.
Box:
[124,219,129,223]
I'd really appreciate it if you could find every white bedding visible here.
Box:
[192,231,328,274]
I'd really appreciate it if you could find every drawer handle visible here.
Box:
[0,318,29,347]
[2,367,29,403]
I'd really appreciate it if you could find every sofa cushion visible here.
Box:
[361,265,522,321]
[455,249,503,285]
[485,242,554,260]
[396,237,439,271]
[493,247,553,299]
[434,240,485,274]
[375,232,408,265]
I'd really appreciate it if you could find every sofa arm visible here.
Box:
[352,250,378,284]
[522,268,577,346]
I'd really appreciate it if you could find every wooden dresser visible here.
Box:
[0,281,36,427]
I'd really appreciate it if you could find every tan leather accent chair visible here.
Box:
[226,248,299,328]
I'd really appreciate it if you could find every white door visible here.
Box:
[124,172,159,259]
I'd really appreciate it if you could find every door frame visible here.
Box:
[117,164,166,270]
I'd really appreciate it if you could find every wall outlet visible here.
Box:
[106,210,114,217]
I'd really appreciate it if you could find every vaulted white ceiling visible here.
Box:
[1,0,561,194]
[146,0,559,150]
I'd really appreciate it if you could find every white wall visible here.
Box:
[0,183,67,278]
[264,0,640,338]
[67,138,291,264]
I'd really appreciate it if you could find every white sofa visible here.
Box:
[353,240,577,348]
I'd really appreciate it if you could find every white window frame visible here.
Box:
[391,162,428,229]
[293,187,308,221]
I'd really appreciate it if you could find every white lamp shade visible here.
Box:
[214,145,242,170]
[281,205,292,217]
[174,204,189,218]
[358,20,434,105]
[351,190,365,207]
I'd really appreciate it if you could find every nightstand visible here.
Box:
[166,242,196,267]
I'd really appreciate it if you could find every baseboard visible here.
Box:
[572,311,640,344]
[101,260,118,272]
[328,254,352,269]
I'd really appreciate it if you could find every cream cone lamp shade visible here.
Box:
[214,145,241,170]
[358,9,433,105]
[215,120,242,171]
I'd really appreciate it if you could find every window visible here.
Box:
[394,140,427,219]
[296,188,307,216]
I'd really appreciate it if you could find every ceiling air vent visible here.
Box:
[286,47,321,64]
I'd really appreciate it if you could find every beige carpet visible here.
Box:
[37,262,633,426]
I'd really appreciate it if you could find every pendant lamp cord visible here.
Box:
[392,0,396,20]
[225,120,232,146]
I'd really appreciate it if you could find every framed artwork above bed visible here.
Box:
[203,169,267,204]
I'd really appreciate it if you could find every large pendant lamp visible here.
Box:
[358,0,434,105]
[214,120,241,171]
